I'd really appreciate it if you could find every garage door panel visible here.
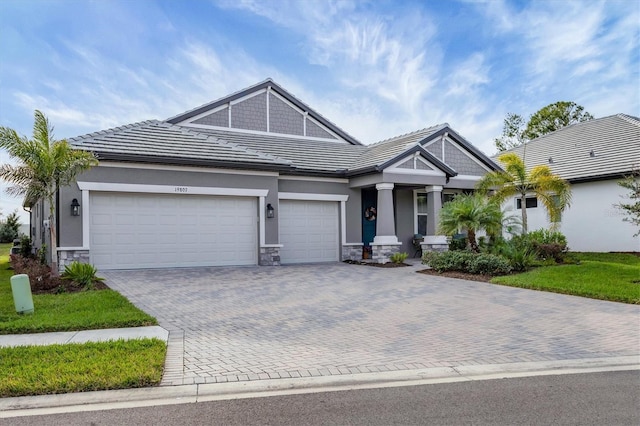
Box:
[280,200,339,264]
[90,192,257,269]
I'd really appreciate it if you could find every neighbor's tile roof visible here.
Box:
[192,127,367,173]
[349,124,448,170]
[497,114,640,182]
[68,120,291,168]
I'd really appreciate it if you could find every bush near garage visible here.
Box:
[423,250,512,276]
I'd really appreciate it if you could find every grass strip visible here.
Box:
[0,338,166,397]
[491,260,640,304]
[1,243,157,334]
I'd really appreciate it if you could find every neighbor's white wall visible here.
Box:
[509,179,639,252]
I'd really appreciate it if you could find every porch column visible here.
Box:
[422,185,448,252]
[373,183,397,243]
[425,185,443,236]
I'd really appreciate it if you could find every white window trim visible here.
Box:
[413,190,428,235]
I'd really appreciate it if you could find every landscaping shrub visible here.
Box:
[492,241,537,272]
[390,252,408,264]
[423,250,475,272]
[523,229,568,262]
[423,250,511,275]
[449,234,468,251]
[61,261,105,289]
[19,235,33,258]
[467,253,512,275]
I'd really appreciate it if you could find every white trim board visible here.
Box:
[77,182,269,197]
[181,123,347,144]
[278,192,349,202]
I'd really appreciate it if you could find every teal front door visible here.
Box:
[362,188,377,248]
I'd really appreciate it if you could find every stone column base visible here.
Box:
[370,242,402,264]
[421,235,449,254]
[57,249,91,272]
[259,245,281,266]
[342,243,364,261]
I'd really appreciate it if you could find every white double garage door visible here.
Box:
[90,192,339,269]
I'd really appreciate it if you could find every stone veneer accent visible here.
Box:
[58,249,90,272]
[341,244,363,261]
[371,243,402,264]
[421,241,449,253]
[259,246,281,266]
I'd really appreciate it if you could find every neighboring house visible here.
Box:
[28,79,500,270]
[496,114,640,252]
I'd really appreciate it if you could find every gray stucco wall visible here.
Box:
[59,184,83,247]
[63,165,281,247]
[394,189,415,254]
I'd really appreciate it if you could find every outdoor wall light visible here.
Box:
[266,203,275,219]
[71,198,80,216]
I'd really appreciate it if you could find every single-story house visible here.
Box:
[495,114,640,252]
[28,79,501,270]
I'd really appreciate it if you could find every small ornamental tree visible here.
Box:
[616,170,640,236]
[0,110,98,271]
[477,153,572,234]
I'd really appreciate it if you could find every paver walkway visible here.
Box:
[102,262,640,386]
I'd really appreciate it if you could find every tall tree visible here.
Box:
[494,113,527,152]
[438,193,504,252]
[616,170,640,237]
[0,110,98,270]
[476,153,572,234]
[494,101,594,152]
[524,101,594,140]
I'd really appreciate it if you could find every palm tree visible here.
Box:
[438,193,504,252]
[476,152,571,233]
[0,110,98,271]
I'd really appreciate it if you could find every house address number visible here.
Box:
[174,187,188,193]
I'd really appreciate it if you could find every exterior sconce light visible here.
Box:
[266,203,275,219]
[71,198,80,216]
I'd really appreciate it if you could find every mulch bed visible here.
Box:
[416,269,495,282]
[343,260,410,268]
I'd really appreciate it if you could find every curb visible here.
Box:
[2,356,638,417]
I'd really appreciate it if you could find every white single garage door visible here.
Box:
[279,200,339,264]
[90,192,257,269]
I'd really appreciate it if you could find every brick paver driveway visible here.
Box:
[103,263,640,386]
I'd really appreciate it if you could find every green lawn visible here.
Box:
[0,243,157,334]
[492,252,640,304]
[0,339,166,397]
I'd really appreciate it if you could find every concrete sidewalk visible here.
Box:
[0,326,168,348]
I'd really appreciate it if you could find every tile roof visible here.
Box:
[190,127,367,174]
[496,114,640,182]
[68,120,292,169]
[349,124,448,170]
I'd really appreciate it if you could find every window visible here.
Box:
[516,197,538,209]
[416,193,428,235]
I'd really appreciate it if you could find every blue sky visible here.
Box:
[1,0,639,222]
